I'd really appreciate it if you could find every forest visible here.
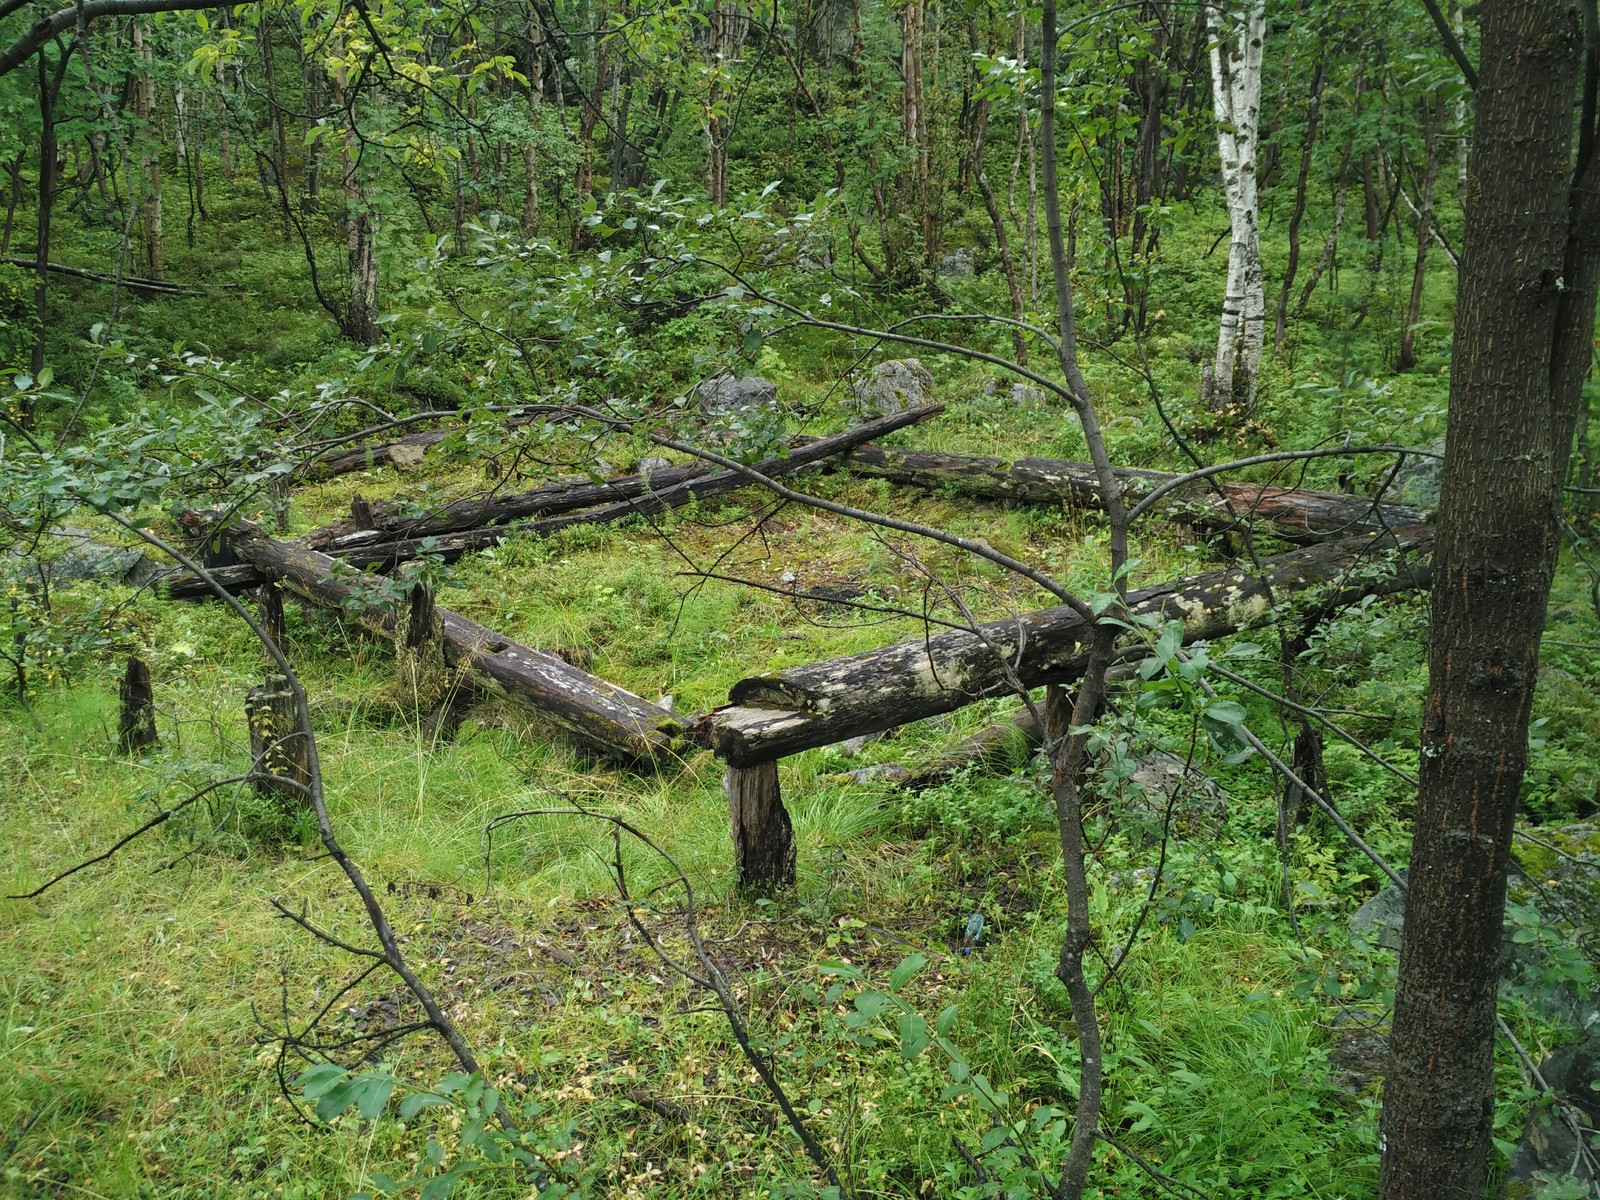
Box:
[0,0,1597,1195]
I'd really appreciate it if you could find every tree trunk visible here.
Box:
[330,36,379,344]
[1274,59,1324,352]
[29,48,61,400]
[132,23,164,279]
[970,98,1027,364]
[172,406,945,595]
[522,3,544,236]
[699,525,1434,766]
[1395,91,1444,371]
[1379,3,1600,1195]
[1200,0,1266,413]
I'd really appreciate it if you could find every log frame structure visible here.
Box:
[175,426,1440,894]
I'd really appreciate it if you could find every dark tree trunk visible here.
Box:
[1379,3,1600,1195]
[1395,90,1444,371]
[1274,59,1324,352]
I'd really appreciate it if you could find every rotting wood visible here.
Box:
[696,525,1434,766]
[117,656,159,754]
[823,444,1427,543]
[302,461,712,550]
[193,516,685,770]
[725,760,794,893]
[168,406,944,597]
[246,673,313,811]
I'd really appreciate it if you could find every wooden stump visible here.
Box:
[726,761,794,894]
[117,656,159,754]
[246,674,313,812]
[394,570,463,737]
[255,582,285,650]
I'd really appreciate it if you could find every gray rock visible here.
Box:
[1009,383,1048,407]
[840,731,884,756]
[1117,750,1227,835]
[4,527,163,589]
[1350,873,1409,951]
[1327,1009,1389,1098]
[1505,1030,1600,1197]
[694,375,780,430]
[936,248,976,280]
[635,456,674,479]
[842,763,911,785]
[849,359,935,420]
[1392,437,1445,508]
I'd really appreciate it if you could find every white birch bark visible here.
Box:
[1202,0,1266,412]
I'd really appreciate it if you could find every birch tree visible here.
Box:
[1200,0,1266,413]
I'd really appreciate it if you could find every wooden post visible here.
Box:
[246,674,313,811]
[726,761,794,894]
[255,582,285,650]
[117,656,159,754]
[350,495,375,530]
[394,568,463,738]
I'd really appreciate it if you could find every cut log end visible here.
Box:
[117,656,159,755]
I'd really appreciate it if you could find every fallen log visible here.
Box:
[302,462,712,550]
[696,525,1434,766]
[168,406,943,597]
[191,517,687,770]
[826,445,1427,543]
[295,424,478,481]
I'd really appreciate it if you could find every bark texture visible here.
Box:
[1379,3,1599,1195]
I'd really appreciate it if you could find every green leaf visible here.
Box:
[853,991,890,1018]
[898,1012,930,1059]
[888,953,928,991]
[296,1063,348,1099]
[315,1080,363,1122]
[399,1092,448,1122]
[936,1004,959,1037]
[1204,699,1247,724]
[356,1075,398,1120]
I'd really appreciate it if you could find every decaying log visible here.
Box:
[168,406,944,597]
[117,656,159,754]
[302,462,712,550]
[246,674,313,810]
[895,710,1042,790]
[726,761,794,893]
[296,424,485,481]
[197,518,685,770]
[697,525,1434,766]
[827,445,1427,543]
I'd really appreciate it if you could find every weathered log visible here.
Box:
[296,424,479,481]
[201,518,686,770]
[117,656,159,754]
[246,674,313,811]
[302,461,711,550]
[168,406,944,597]
[894,710,1043,791]
[696,525,1434,766]
[726,761,794,893]
[826,445,1427,543]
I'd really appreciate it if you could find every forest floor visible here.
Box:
[3,182,1600,1199]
